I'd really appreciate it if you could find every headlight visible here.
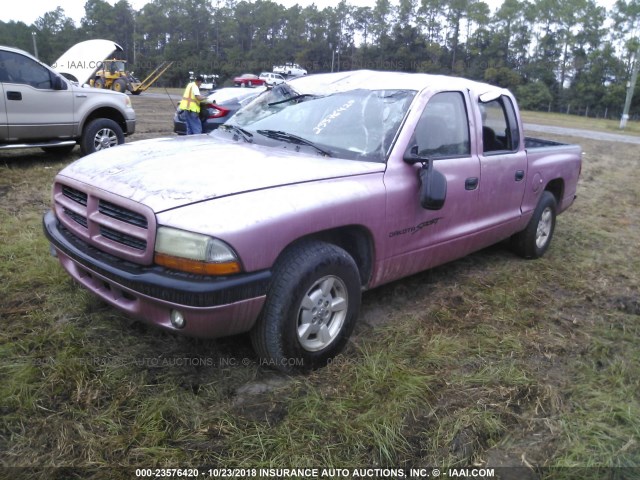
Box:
[154,226,241,275]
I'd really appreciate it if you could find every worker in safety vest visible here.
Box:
[179,76,205,134]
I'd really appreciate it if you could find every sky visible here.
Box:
[1,0,619,27]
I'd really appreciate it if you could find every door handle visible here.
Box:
[465,177,479,190]
[515,170,525,181]
[7,91,22,101]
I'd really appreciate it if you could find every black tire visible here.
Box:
[511,191,557,259]
[112,78,127,93]
[250,241,361,373]
[94,78,104,89]
[41,144,76,154]
[80,118,125,156]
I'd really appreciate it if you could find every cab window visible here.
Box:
[0,51,53,89]
[413,91,470,159]
[480,95,520,154]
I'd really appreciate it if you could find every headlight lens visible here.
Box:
[154,227,241,275]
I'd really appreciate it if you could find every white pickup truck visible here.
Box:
[273,63,307,77]
[0,42,135,155]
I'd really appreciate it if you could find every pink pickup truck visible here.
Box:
[44,71,581,371]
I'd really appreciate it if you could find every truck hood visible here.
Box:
[58,135,385,213]
[52,39,122,85]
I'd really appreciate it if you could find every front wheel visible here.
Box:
[511,191,557,259]
[250,241,361,372]
[80,118,125,155]
[112,78,127,92]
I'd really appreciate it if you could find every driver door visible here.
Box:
[381,90,482,283]
[1,50,74,141]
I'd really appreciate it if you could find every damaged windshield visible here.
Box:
[223,85,416,162]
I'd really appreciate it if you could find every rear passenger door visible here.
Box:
[475,94,527,234]
[0,50,74,141]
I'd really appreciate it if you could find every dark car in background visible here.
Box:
[173,87,266,135]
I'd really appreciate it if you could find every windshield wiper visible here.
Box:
[257,129,332,157]
[268,94,319,106]
[220,124,253,143]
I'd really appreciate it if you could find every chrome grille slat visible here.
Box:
[63,207,88,228]
[62,185,87,206]
[100,226,147,250]
[99,200,148,228]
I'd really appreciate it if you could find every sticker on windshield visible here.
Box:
[313,100,355,135]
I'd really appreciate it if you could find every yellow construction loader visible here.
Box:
[91,59,173,95]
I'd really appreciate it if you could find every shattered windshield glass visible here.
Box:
[222,84,416,162]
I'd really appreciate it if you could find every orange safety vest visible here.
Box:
[179,82,200,113]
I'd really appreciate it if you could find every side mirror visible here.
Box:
[418,162,447,210]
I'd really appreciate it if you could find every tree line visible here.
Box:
[1,0,639,119]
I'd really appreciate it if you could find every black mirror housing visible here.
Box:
[419,163,447,210]
[53,75,68,90]
[403,144,423,165]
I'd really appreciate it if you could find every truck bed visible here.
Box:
[524,136,567,149]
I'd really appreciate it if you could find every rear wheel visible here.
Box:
[511,191,557,259]
[251,241,361,372]
[80,118,124,155]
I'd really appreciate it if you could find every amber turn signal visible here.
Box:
[154,252,241,275]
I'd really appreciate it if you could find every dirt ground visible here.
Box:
[130,91,181,140]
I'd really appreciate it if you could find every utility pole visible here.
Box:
[620,44,640,130]
[31,31,38,58]
[330,43,334,72]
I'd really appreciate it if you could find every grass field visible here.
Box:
[1,101,639,479]
[520,110,640,137]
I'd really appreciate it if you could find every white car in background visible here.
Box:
[272,63,307,77]
[259,72,286,86]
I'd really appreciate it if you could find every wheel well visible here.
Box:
[545,178,564,205]
[83,108,129,135]
[278,227,374,288]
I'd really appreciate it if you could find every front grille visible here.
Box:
[62,185,87,206]
[99,200,148,228]
[63,207,88,228]
[53,180,156,265]
[100,225,147,250]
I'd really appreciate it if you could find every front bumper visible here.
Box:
[43,210,269,337]
[125,118,136,135]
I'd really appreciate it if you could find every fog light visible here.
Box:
[170,310,186,329]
